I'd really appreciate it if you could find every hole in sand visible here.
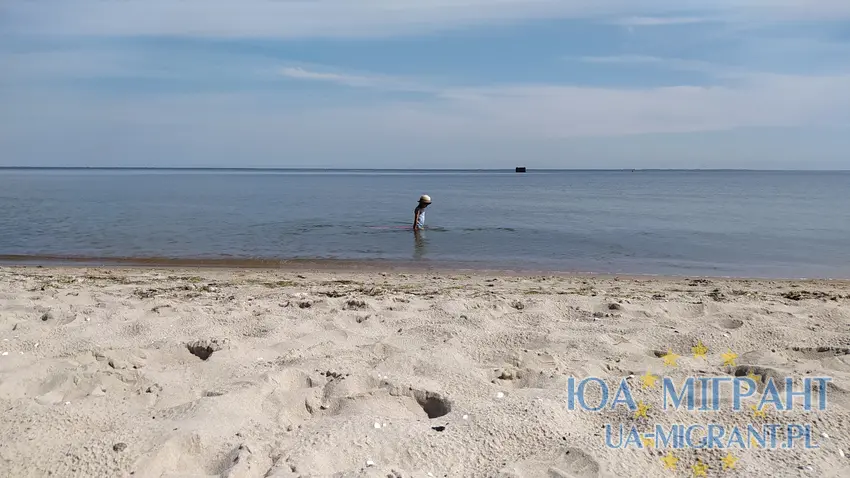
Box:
[413,391,452,419]
[344,299,367,310]
[718,318,744,329]
[790,346,850,356]
[731,365,784,390]
[186,339,223,361]
[187,344,215,360]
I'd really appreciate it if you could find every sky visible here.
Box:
[2,1,850,169]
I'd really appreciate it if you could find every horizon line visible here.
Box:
[2,167,849,173]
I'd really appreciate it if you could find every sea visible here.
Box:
[1,168,848,279]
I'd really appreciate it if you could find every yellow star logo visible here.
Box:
[722,453,739,470]
[751,404,767,419]
[692,340,708,359]
[721,349,738,366]
[692,460,709,477]
[634,401,650,418]
[641,434,654,449]
[662,349,680,367]
[745,371,761,391]
[660,453,678,470]
[641,371,659,388]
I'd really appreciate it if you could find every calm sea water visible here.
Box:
[1,169,849,278]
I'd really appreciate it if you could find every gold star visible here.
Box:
[692,340,708,359]
[634,401,650,418]
[662,349,680,367]
[641,371,659,388]
[745,371,761,392]
[722,453,739,470]
[641,434,654,449]
[721,349,738,367]
[660,453,678,470]
[751,404,767,419]
[692,460,709,477]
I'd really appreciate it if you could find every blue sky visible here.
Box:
[2,1,850,169]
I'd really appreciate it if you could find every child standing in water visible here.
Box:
[413,195,431,231]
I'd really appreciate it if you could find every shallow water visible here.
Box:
[1,169,849,278]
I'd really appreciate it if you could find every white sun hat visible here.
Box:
[419,194,432,203]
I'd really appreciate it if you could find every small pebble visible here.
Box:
[839,449,845,458]
[821,432,829,439]
[365,459,375,467]
[462,414,469,420]
[374,422,381,429]
[65,401,71,405]
[496,392,505,399]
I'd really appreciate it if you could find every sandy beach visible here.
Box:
[1,266,849,477]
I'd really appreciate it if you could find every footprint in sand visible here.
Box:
[716,318,744,330]
[95,349,147,370]
[309,374,452,421]
[158,368,319,424]
[730,365,786,391]
[494,366,567,390]
[219,442,273,478]
[2,355,146,405]
[787,346,850,360]
[38,310,79,326]
[497,448,601,478]
[130,433,206,478]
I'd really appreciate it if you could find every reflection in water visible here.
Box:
[413,230,427,260]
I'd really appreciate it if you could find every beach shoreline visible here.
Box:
[1,266,848,477]
[2,255,850,282]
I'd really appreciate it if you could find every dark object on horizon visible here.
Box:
[515,167,527,173]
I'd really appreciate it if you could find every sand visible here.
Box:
[1,266,849,477]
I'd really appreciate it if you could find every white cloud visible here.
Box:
[428,73,850,138]
[5,0,850,38]
[6,63,849,142]
[609,16,710,26]
[574,55,731,76]
[4,68,850,168]
[280,66,432,92]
